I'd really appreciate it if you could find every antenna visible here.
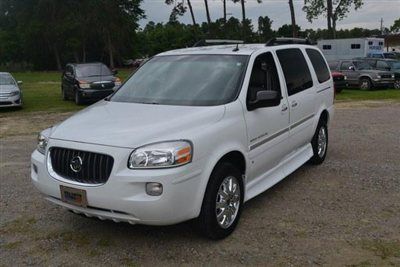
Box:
[232,43,239,52]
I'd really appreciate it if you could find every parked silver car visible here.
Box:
[0,72,23,108]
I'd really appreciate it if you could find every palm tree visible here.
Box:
[222,0,227,23]
[165,0,196,26]
[204,0,211,24]
[288,0,297,37]
[232,0,262,24]
[187,0,196,25]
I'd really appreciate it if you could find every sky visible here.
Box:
[139,0,400,31]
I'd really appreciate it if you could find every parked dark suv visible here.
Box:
[61,63,121,105]
[329,60,395,90]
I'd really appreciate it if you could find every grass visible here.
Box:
[1,71,399,115]
[0,69,133,115]
[336,88,400,101]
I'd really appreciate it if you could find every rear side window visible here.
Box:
[306,49,330,83]
[276,48,313,96]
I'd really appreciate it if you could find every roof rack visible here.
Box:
[193,39,244,47]
[265,37,315,46]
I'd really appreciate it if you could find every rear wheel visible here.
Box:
[197,162,243,240]
[309,120,328,165]
[359,78,371,90]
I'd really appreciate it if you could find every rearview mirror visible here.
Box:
[248,90,280,110]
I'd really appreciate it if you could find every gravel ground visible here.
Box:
[1,101,399,266]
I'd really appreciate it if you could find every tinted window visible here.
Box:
[306,49,330,83]
[277,49,313,96]
[351,44,361,49]
[76,64,112,77]
[377,61,390,69]
[354,61,372,70]
[340,62,353,70]
[322,45,331,50]
[111,55,248,106]
[247,52,280,106]
[328,61,339,70]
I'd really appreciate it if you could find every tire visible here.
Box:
[359,78,371,90]
[335,87,343,94]
[62,87,68,101]
[197,162,244,240]
[74,90,84,105]
[394,80,400,90]
[309,119,328,165]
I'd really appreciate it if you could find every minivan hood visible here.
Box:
[50,101,225,148]
[77,75,115,82]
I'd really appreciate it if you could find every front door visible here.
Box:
[340,61,359,86]
[243,52,290,182]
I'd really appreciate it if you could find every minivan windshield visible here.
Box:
[111,55,249,106]
[76,64,112,77]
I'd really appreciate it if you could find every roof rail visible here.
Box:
[193,39,244,47]
[266,37,315,46]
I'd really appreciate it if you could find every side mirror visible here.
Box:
[112,69,118,75]
[248,90,280,110]
[348,66,355,71]
[65,71,73,77]
[17,81,23,85]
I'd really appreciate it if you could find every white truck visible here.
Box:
[317,37,385,61]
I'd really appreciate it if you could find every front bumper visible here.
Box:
[0,95,22,107]
[372,78,395,87]
[78,88,115,101]
[31,139,206,225]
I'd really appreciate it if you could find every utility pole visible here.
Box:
[380,18,384,35]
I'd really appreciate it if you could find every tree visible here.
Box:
[258,16,274,41]
[222,0,227,23]
[303,0,363,38]
[277,24,301,38]
[165,0,196,25]
[391,18,400,33]
[288,0,297,37]
[232,0,262,24]
[204,0,211,24]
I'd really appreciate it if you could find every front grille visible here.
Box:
[0,92,12,97]
[333,76,344,81]
[50,147,114,184]
[381,74,392,79]
[90,81,115,90]
[0,101,12,105]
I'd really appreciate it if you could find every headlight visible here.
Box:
[344,76,347,80]
[128,141,192,169]
[37,134,49,154]
[377,75,381,79]
[78,81,91,89]
[392,74,395,79]
[10,91,20,96]
[114,77,122,87]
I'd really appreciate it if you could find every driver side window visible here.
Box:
[247,52,280,105]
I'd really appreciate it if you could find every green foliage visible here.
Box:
[391,18,400,33]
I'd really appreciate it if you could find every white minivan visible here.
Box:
[32,39,334,239]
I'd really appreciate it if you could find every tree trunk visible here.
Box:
[332,17,337,39]
[187,0,196,25]
[82,43,86,63]
[288,0,297,37]
[240,0,246,23]
[106,31,114,69]
[204,0,211,24]
[223,0,226,23]
[327,0,333,38]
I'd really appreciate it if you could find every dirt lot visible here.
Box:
[1,101,399,266]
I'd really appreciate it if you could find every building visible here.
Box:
[317,38,385,61]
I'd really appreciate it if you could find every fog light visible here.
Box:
[146,182,163,196]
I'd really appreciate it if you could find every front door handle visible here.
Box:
[281,105,288,112]
[291,101,298,108]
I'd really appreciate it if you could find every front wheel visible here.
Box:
[394,80,400,90]
[197,162,244,240]
[309,120,328,165]
[74,90,84,105]
[359,78,372,90]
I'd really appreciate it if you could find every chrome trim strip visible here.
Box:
[290,114,315,130]
[317,86,331,93]
[249,113,315,151]
[250,127,289,150]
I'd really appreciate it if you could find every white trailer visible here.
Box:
[317,38,385,61]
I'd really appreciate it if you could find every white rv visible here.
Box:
[317,38,385,61]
